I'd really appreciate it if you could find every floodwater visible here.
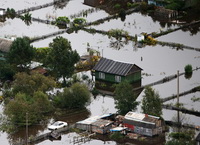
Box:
[1,0,200,144]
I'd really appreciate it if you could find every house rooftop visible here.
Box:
[91,119,113,127]
[124,112,160,125]
[93,58,142,76]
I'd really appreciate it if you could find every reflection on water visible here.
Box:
[1,0,200,144]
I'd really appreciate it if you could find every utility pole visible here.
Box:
[177,70,180,125]
[26,112,28,145]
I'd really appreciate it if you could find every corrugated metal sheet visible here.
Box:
[124,112,159,125]
[93,58,134,76]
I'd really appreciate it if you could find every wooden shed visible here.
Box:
[91,119,113,134]
[93,58,142,84]
[123,112,164,137]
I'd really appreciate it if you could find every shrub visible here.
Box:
[114,4,121,9]
[110,132,124,140]
[55,16,70,25]
[73,18,86,25]
[184,64,192,74]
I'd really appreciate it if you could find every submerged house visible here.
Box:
[93,58,142,84]
[123,112,164,137]
[84,0,105,7]
[154,7,178,19]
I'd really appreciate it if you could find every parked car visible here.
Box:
[48,121,68,130]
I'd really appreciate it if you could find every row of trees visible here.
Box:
[114,81,162,117]
[2,72,90,129]
[0,36,80,86]
[0,36,86,130]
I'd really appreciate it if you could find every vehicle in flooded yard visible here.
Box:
[48,121,68,130]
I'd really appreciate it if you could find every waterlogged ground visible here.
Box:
[0,0,200,144]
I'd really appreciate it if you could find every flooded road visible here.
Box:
[1,0,200,144]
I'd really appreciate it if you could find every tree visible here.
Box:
[53,83,90,109]
[0,61,15,81]
[4,91,53,126]
[6,37,35,71]
[11,72,56,96]
[45,36,80,85]
[114,81,139,115]
[141,86,162,117]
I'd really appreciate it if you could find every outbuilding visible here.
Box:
[91,119,113,134]
[0,8,6,16]
[123,112,165,137]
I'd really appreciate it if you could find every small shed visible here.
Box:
[91,119,113,134]
[93,58,142,84]
[0,38,12,53]
[76,116,100,131]
[137,34,145,42]
[123,112,164,137]
[0,8,6,16]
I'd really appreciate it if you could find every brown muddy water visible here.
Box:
[0,0,200,144]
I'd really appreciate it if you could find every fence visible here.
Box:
[16,0,69,15]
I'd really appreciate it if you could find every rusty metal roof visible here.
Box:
[93,58,142,76]
[124,112,160,125]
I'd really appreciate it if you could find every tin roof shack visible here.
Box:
[76,116,100,132]
[91,119,113,134]
[76,113,114,132]
[93,58,142,84]
[123,112,164,137]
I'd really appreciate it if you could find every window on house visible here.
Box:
[99,72,105,79]
[115,75,121,82]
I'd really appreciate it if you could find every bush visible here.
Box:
[184,64,192,74]
[53,83,90,109]
[110,132,124,140]
[73,18,86,25]
[114,4,121,9]
[55,16,70,25]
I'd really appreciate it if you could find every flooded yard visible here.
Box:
[0,0,200,144]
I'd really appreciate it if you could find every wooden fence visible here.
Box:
[162,104,200,117]
[16,0,69,15]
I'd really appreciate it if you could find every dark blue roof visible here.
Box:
[93,58,142,76]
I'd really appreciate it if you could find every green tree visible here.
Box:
[141,86,162,117]
[53,83,90,109]
[45,36,80,85]
[0,61,15,81]
[4,91,53,126]
[11,72,56,96]
[6,37,35,72]
[114,81,139,115]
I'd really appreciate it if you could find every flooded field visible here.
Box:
[0,0,200,144]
